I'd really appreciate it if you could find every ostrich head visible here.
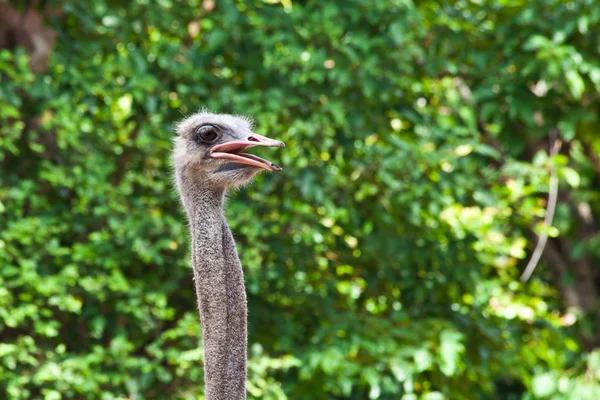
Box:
[174,111,284,189]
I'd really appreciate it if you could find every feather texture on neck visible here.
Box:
[180,177,247,400]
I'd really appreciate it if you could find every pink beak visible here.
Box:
[210,133,285,172]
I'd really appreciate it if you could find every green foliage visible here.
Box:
[1,0,600,399]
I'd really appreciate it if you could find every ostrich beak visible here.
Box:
[210,133,285,172]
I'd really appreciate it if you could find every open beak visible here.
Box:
[210,133,285,172]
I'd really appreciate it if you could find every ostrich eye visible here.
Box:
[195,125,220,143]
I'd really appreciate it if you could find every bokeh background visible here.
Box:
[2,0,600,399]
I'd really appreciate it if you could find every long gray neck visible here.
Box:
[180,181,247,400]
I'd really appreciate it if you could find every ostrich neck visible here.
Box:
[183,184,247,400]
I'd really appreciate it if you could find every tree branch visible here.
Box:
[520,131,562,282]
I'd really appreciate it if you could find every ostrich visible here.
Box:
[172,111,284,399]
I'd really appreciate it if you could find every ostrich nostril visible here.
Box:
[247,136,259,142]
